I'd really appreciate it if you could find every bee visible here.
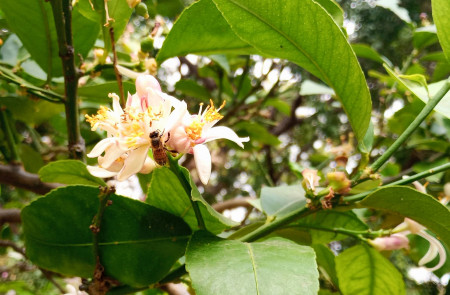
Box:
[149,130,168,166]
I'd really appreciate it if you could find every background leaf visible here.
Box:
[260,184,306,217]
[146,168,237,234]
[156,0,256,63]
[186,231,319,295]
[336,244,405,295]
[359,186,450,248]
[22,186,191,287]
[432,0,450,61]
[212,0,371,142]
[38,160,106,186]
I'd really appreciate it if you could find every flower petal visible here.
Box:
[87,165,118,178]
[117,146,149,181]
[101,143,127,168]
[164,101,187,134]
[87,138,116,158]
[418,231,447,271]
[136,75,161,98]
[193,144,211,185]
[204,126,249,148]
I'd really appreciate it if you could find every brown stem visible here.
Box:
[212,197,253,213]
[109,27,125,107]
[0,163,61,195]
[0,208,21,225]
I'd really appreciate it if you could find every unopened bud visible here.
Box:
[144,58,158,76]
[369,234,410,251]
[140,36,154,53]
[135,2,149,18]
[327,171,350,194]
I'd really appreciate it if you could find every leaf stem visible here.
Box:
[49,0,85,160]
[0,108,20,163]
[168,155,206,230]
[239,207,316,242]
[344,162,450,202]
[284,224,391,240]
[369,78,450,174]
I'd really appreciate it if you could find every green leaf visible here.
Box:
[0,0,99,77]
[351,43,393,67]
[38,160,106,186]
[336,244,405,295]
[432,0,450,61]
[349,179,381,195]
[295,211,367,244]
[358,120,374,154]
[260,184,306,217]
[77,81,135,103]
[146,168,237,234]
[314,0,344,27]
[313,244,339,289]
[413,25,439,50]
[299,80,335,96]
[156,0,256,63]
[22,186,191,287]
[384,65,450,118]
[18,145,44,174]
[212,0,372,142]
[175,79,211,101]
[359,186,450,249]
[375,0,411,23]
[186,231,319,295]
[235,122,281,146]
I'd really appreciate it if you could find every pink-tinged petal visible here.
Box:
[136,75,161,98]
[164,101,187,134]
[193,144,211,185]
[418,231,447,271]
[117,146,149,181]
[87,165,118,178]
[100,143,127,168]
[204,126,249,148]
[369,234,409,251]
[87,138,116,158]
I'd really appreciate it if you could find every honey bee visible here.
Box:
[149,130,168,166]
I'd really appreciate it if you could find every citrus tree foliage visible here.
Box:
[0,0,449,294]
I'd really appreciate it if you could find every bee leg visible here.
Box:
[165,132,171,143]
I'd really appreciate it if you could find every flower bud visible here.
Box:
[135,2,149,18]
[327,171,351,193]
[141,37,154,53]
[127,0,141,8]
[369,234,410,251]
[135,74,161,98]
[301,168,320,192]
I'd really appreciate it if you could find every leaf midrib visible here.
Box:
[26,235,191,247]
[219,0,341,104]
[245,243,260,295]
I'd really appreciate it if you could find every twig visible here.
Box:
[0,108,20,163]
[0,208,21,225]
[49,0,85,160]
[108,27,125,107]
[0,163,61,195]
[0,239,26,256]
[212,197,253,213]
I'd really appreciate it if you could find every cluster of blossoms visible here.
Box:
[85,75,249,184]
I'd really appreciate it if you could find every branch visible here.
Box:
[0,208,21,225]
[0,163,61,195]
[212,197,253,213]
[270,95,304,136]
[49,0,85,160]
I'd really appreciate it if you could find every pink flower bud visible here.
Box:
[370,234,410,251]
[135,75,161,98]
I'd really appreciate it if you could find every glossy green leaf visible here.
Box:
[359,186,450,248]
[295,211,367,244]
[384,65,450,118]
[413,26,439,50]
[349,179,381,195]
[156,0,256,63]
[212,0,371,142]
[432,0,450,61]
[0,0,99,77]
[358,120,374,154]
[352,43,392,67]
[314,0,344,27]
[146,168,237,234]
[313,244,339,289]
[336,244,405,295]
[22,186,191,287]
[260,184,306,217]
[186,231,319,295]
[38,160,106,186]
